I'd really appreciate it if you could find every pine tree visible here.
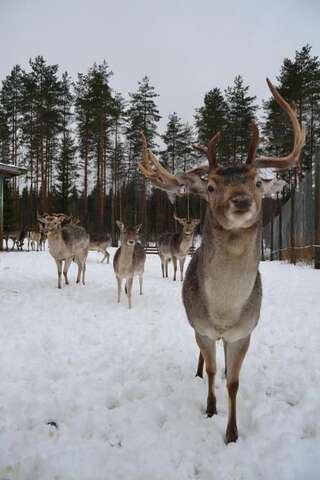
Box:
[21,56,63,213]
[126,76,161,229]
[263,45,320,175]
[109,92,127,243]
[161,112,185,173]
[0,104,10,163]
[224,75,258,164]
[74,72,93,225]
[194,87,228,156]
[54,72,77,213]
[1,65,24,167]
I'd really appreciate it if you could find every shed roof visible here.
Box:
[0,162,27,177]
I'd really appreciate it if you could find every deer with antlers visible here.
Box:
[139,79,305,443]
[158,214,200,280]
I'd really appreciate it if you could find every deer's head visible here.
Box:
[116,221,142,247]
[139,79,305,231]
[37,214,64,233]
[173,214,200,235]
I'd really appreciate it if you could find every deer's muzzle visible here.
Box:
[230,194,253,212]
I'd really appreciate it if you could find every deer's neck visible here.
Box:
[118,243,135,272]
[200,209,261,313]
[176,231,193,255]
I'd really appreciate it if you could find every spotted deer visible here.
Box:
[38,214,90,289]
[113,221,146,309]
[157,214,200,281]
[139,79,305,443]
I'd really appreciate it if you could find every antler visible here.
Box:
[139,132,209,199]
[248,78,305,170]
[193,131,222,169]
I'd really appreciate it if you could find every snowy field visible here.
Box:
[0,248,319,480]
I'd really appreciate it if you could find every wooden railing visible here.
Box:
[144,245,196,256]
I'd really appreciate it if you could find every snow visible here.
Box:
[0,249,319,480]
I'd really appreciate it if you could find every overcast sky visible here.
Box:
[1,0,319,133]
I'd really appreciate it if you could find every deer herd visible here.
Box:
[2,79,305,444]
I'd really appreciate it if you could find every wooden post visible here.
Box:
[315,151,320,269]
[278,195,282,261]
[0,175,3,251]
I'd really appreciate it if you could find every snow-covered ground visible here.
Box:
[0,249,319,480]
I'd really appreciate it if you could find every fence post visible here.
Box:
[0,175,3,251]
[270,215,274,261]
[278,193,282,261]
[290,181,296,265]
[315,153,320,269]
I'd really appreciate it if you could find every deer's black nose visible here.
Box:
[231,194,252,211]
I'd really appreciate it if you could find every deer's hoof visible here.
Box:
[225,425,238,444]
[206,398,217,417]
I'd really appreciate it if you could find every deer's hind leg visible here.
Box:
[225,335,251,443]
[126,277,133,309]
[159,254,165,277]
[101,250,110,264]
[196,351,204,378]
[75,257,83,284]
[139,274,143,295]
[81,255,87,284]
[195,333,217,417]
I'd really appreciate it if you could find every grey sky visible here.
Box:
[1,0,319,133]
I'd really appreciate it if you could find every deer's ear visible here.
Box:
[135,224,142,233]
[116,220,124,231]
[260,175,286,197]
[37,215,46,224]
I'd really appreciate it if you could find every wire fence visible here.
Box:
[262,168,320,267]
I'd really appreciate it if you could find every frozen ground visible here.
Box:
[0,248,319,480]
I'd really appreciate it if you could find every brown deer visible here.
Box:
[38,214,90,289]
[89,233,111,263]
[28,231,42,251]
[139,79,305,443]
[113,221,146,309]
[157,214,200,280]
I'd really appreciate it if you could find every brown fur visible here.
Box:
[113,221,146,309]
[157,216,200,281]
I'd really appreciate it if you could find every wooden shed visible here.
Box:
[0,163,27,250]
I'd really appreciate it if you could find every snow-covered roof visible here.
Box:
[0,162,27,177]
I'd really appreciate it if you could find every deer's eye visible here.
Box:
[256,180,262,188]
[207,185,215,193]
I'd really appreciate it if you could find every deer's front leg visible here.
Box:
[172,256,178,281]
[225,335,251,443]
[179,257,186,281]
[54,259,63,289]
[195,333,217,416]
[116,276,122,303]
[63,258,72,284]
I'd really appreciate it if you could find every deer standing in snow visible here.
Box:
[157,214,200,280]
[89,233,111,263]
[113,221,146,309]
[139,79,305,443]
[38,214,90,289]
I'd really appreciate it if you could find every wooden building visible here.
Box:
[0,162,27,250]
